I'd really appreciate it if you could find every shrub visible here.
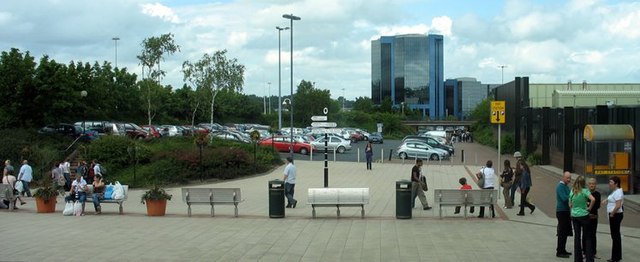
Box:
[527,153,542,166]
[86,136,152,170]
[501,133,515,154]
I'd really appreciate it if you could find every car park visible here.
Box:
[114,123,149,139]
[396,141,449,160]
[40,123,99,141]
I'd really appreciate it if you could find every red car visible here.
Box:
[141,125,161,138]
[259,136,312,155]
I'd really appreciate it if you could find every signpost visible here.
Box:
[312,108,330,188]
[311,122,337,128]
[491,101,506,200]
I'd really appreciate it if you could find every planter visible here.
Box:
[145,199,167,216]
[35,197,57,213]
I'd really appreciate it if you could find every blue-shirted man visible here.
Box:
[556,171,573,258]
[283,157,297,208]
[17,160,33,197]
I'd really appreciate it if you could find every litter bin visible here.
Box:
[269,179,285,218]
[396,180,412,219]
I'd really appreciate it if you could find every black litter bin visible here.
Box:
[269,180,285,218]
[396,180,412,219]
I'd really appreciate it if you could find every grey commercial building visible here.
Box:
[444,77,497,120]
[371,34,444,119]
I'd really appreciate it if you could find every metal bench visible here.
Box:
[434,189,497,219]
[181,188,243,217]
[86,184,129,214]
[0,184,18,211]
[307,188,370,218]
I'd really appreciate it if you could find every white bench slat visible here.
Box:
[307,188,369,218]
[181,188,243,217]
[434,189,497,219]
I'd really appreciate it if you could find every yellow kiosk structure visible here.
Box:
[584,125,635,193]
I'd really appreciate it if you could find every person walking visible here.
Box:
[2,162,27,206]
[60,158,71,191]
[476,160,496,218]
[569,175,595,262]
[603,176,624,262]
[556,171,573,258]
[411,159,431,210]
[500,159,514,209]
[510,151,523,207]
[516,160,536,216]
[365,142,373,170]
[283,157,297,208]
[583,178,601,259]
[17,160,33,197]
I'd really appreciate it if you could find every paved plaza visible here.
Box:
[1,143,639,261]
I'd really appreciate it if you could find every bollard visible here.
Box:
[310,146,313,161]
[461,150,465,163]
[388,149,393,161]
[333,148,337,162]
[357,148,360,163]
[381,149,384,164]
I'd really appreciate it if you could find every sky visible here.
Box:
[1,0,639,100]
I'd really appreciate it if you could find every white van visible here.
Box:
[424,130,447,139]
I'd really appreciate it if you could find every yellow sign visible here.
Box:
[594,169,630,176]
[490,101,506,124]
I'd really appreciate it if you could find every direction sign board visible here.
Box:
[490,101,506,124]
[311,115,328,121]
[311,122,337,128]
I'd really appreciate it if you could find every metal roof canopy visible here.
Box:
[583,124,635,142]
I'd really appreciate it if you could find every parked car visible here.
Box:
[368,132,383,144]
[74,121,113,135]
[402,135,454,155]
[39,123,99,141]
[141,125,161,138]
[396,141,449,160]
[158,125,181,137]
[259,136,312,155]
[114,123,149,139]
[209,130,250,143]
[311,136,352,153]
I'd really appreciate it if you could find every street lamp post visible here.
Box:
[276,26,289,130]
[282,13,301,159]
[112,37,120,68]
[268,82,272,114]
[498,65,507,84]
[80,90,88,133]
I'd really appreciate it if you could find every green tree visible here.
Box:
[352,96,374,113]
[137,33,180,125]
[182,50,245,128]
[0,48,37,127]
[379,96,393,113]
[292,80,337,127]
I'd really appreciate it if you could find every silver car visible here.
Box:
[397,141,449,160]
[311,136,352,153]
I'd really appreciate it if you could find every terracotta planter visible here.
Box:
[145,199,167,216]
[35,197,57,213]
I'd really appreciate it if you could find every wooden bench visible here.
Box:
[0,184,18,211]
[307,188,369,218]
[85,184,129,214]
[434,189,497,218]
[181,188,243,217]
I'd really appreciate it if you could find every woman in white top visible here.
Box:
[476,160,496,218]
[602,176,624,262]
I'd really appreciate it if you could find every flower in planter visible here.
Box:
[141,185,172,204]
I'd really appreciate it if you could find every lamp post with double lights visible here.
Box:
[276,26,289,129]
[282,98,293,157]
[282,13,301,158]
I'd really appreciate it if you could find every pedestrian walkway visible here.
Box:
[1,157,639,261]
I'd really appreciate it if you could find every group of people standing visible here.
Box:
[57,159,106,216]
[497,151,536,216]
[556,171,625,262]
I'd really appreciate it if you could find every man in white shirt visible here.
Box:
[60,159,71,190]
[17,160,33,197]
[65,175,88,216]
[283,157,297,208]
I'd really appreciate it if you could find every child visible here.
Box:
[454,177,475,214]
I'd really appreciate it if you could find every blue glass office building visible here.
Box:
[371,34,444,119]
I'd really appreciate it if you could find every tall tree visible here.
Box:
[137,33,180,125]
[293,80,336,127]
[182,50,245,128]
[0,48,36,127]
[353,96,374,113]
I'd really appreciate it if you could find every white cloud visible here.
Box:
[607,7,640,39]
[227,31,249,48]
[569,50,604,64]
[430,16,452,36]
[140,3,180,23]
